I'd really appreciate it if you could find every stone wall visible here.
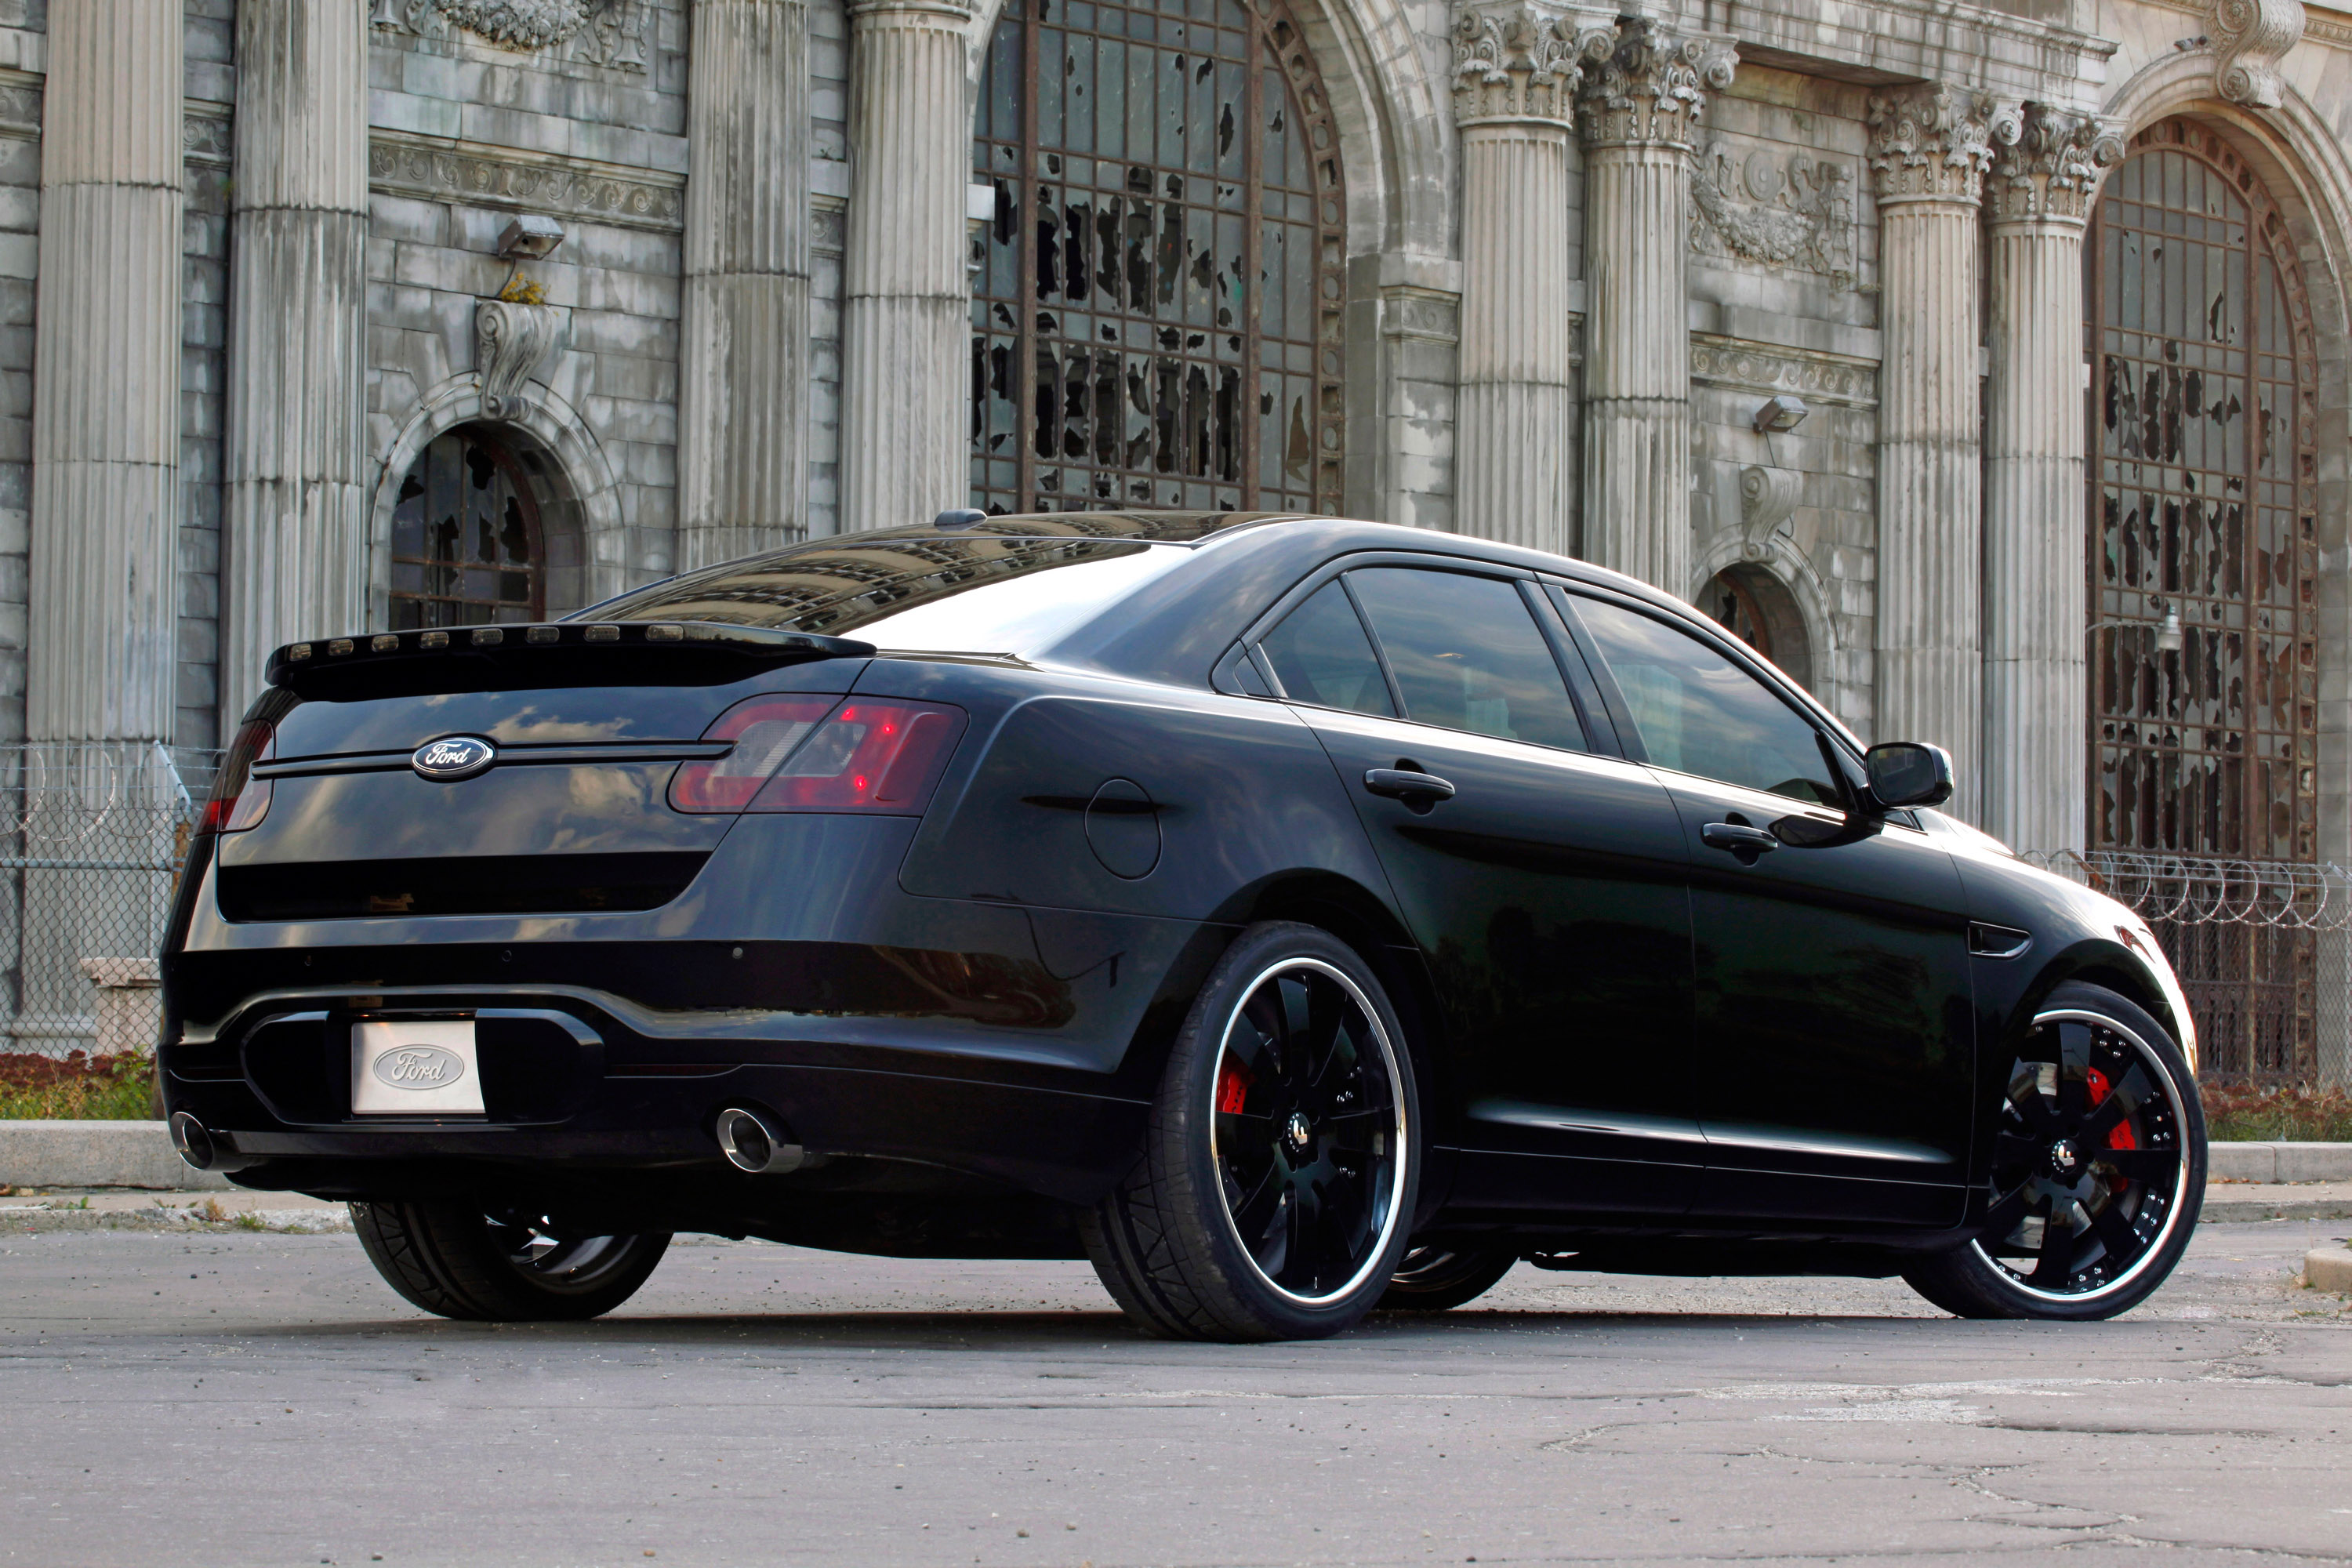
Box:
[1683,67,1882,737]
[0,5,38,747]
[364,0,690,612]
[180,0,233,749]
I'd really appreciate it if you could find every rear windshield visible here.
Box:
[584,536,1189,655]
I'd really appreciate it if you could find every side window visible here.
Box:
[1258,581,1396,717]
[1573,595,1838,805]
[1347,568,1588,751]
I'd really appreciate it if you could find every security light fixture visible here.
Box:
[1754,394,1809,434]
[496,215,567,261]
[2087,601,2185,652]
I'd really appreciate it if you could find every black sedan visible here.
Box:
[161,512,2206,1338]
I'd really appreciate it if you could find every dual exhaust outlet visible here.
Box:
[715,1105,804,1175]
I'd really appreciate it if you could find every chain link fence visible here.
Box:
[2026,849,2352,1091]
[0,743,219,1061]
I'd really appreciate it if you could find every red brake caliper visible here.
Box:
[1216,1057,1253,1115]
[2085,1065,2137,1191]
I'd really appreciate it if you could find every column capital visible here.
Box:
[1450,2,1591,128]
[1866,83,2003,205]
[1573,16,1736,151]
[1985,105,2127,225]
[846,0,971,26]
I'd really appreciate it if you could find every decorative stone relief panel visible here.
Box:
[371,0,654,72]
[1690,141,1858,288]
[1688,335,1877,408]
[369,134,686,233]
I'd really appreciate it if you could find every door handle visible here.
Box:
[1702,821,1780,858]
[1363,768,1456,810]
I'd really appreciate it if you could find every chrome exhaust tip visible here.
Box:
[169,1112,217,1171]
[716,1106,803,1175]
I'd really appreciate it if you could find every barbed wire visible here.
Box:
[2020,848,2352,932]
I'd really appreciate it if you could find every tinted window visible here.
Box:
[1575,596,1838,804]
[1348,569,1587,750]
[1260,582,1395,717]
[586,536,1185,655]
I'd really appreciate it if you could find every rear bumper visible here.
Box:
[163,1025,1149,1208]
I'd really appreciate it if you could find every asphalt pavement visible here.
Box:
[2,1218,2347,1567]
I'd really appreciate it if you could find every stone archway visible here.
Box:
[368,372,627,626]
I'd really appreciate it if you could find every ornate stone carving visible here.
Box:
[1690,336,1877,408]
[1450,2,1591,125]
[1737,465,1802,555]
[475,298,565,420]
[369,135,686,232]
[370,0,652,71]
[1690,143,1858,287]
[2212,0,2303,107]
[1574,16,1736,151]
[183,108,232,167]
[1985,105,2127,224]
[1865,83,2004,204]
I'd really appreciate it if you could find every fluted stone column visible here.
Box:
[1574,18,1733,593]
[26,2,183,741]
[220,2,369,725]
[1450,2,1589,554]
[839,0,970,532]
[680,0,811,568]
[1982,107,2123,854]
[1866,85,2001,818]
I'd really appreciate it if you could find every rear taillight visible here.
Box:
[200,720,276,836]
[670,696,966,816]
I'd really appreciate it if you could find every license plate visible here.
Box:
[351,1019,485,1116]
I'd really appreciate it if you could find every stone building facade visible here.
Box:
[5,0,2346,1043]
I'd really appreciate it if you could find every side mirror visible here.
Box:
[1865,742,1954,809]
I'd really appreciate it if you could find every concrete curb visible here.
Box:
[0,1119,2345,1197]
[0,1120,230,1191]
[0,1205,350,1234]
[2209,1142,2352,1183]
[2307,1247,2352,1293]
[2205,1194,2352,1222]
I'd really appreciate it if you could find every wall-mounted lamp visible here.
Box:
[1754,394,1809,434]
[497,214,567,261]
[2089,602,2184,653]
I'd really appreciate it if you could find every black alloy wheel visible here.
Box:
[1080,921,1419,1341]
[352,1198,671,1322]
[1377,1246,1518,1312]
[1903,981,2205,1320]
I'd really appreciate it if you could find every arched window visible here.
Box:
[389,426,583,627]
[2088,120,2320,1081]
[2089,122,2316,861]
[1701,564,1812,691]
[969,0,1347,514]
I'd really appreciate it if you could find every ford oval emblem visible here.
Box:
[372,1045,466,1090]
[412,735,495,781]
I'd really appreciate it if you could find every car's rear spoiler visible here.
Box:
[266,621,876,699]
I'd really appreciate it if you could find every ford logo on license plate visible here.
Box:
[412,735,495,780]
[372,1044,467,1090]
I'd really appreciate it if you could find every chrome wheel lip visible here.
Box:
[1207,956,1410,1310]
[1969,1005,2197,1307]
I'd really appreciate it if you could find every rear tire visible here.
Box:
[1080,921,1420,1342]
[1902,982,2205,1321]
[352,1199,670,1322]
[1377,1247,1517,1312]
